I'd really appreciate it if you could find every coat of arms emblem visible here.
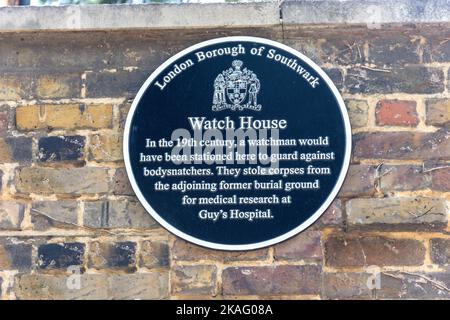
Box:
[212,60,261,112]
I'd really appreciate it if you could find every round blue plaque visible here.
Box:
[124,37,351,250]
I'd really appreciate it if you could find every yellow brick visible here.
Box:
[0,139,12,162]
[36,75,80,99]
[16,104,113,130]
[0,76,25,100]
[89,133,123,161]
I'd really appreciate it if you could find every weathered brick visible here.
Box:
[369,34,422,66]
[15,167,109,194]
[323,68,343,90]
[31,201,78,231]
[14,274,108,300]
[431,166,450,191]
[317,199,343,227]
[139,240,170,269]
[282,38,322,65]
[0,105,9,135]
[0,137,32,162]
[353,128,450,160]
[113,168,134,195]
[88,241,136,271]
[426,99,450,127]
[118,102,131,130]
[15,270,168,300]
[172,265,217,295]
[325,271,450,300]
[88,133,122,162]
[377,272,450,299]
[108,273,169,300]
[84,200,157,229]
[339,164,376,197]
[378,165,430,192]
[0,202,25,230]
[36,74,81,99]
[424,32,450,63]
[376,100,419,127]
[345,99,368,128]
[346,197,447,230]
[5,25,450,301]
[448,68,450,93]
[323,272,373,300]
[38,136,85,162]
[321,37,366,65]
[3,29,255,71]
[37,243,85,270]
[86,69,148,98]
[0,30,192,73]
[346,67,444,94]
[222,265,321,296]
[16,104,113,131]
[325,236,426,267]
[172,239,268,262]
[0,243,32,271]
[0,75,30,100]
[274,230,322,261]
[431,239,450,266]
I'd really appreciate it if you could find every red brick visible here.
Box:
[317,200,343,227]
[354,128,450,160]
[431,239,450,265]
[431,166,450,191]
[274,230,322,261]
[222,265,321,296]
[172,239,268,262]
[325,236,426,267]
[113,168,134,195]
[376,100,419,126]
[339,164,376,197]
[378,165,429,192]
[323,272,373,299]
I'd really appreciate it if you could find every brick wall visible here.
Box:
[0,24,449,300]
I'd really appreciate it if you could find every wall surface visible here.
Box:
[0,2,449,300]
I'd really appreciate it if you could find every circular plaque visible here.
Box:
[124,37,351,250]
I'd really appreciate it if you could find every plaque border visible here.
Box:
[123,36,352,251]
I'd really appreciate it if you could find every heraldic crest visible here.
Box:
[212,60,262,112]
